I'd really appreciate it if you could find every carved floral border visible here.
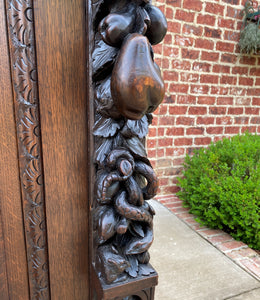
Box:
[5,1,50,299]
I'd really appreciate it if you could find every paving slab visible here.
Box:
[149,200,260,300]
[227,288,260,300]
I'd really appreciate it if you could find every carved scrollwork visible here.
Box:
[92,0,167,285]
[5,1,50,299]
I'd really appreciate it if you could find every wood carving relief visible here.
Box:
[92,0,167,291]
[5,1,50,299]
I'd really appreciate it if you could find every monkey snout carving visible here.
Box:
[111,33,165,120]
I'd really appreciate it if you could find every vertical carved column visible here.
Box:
[5,1,50,299]
[91,1,167,299]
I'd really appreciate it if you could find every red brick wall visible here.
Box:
[148,0,260,195]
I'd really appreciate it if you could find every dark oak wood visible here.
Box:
[33,0,90,298]
[0,2,30,298]
[4,0,50,297]
[91,0,167,298]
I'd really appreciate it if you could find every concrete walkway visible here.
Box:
[149,200,260,300]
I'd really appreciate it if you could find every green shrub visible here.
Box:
[177,132,260,250]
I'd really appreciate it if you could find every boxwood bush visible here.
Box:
[177,133,260,250]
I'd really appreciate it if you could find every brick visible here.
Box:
[194,137,212,145]
[164,34,173,45]
[200,74,219,84]
[213,65,230,74]
[197,14,216,26]
[226,6,240,19]
[193,62,211,72]
[190,85,209,94]
[218,18,235,29]
[158,138,173,147]
[216,41,234,52]
[235,98,251,106]
[205,3,224,15]
[166,0,181,7]
[166,128,184,136]
[164,95,175,104]
[239,77,254,86]
[188,106,207,115]
[186,127,204,135]
[165,7,174,19]
[175,35,194,47]
[163,185,181,194]
[251,117,260,124]
[204,27,222,39]
[209,107,226,115]
[197,96,216,105]
[241,126,257,133]
[182,24,203,36]
[148,127,157,137]
[195,38,214,50]
[220,75,237,85]
[228,107,243,114]
[211,86,229,95]
[167,21,181,34]
[181,49,200,60]
[166,147,185,157]
[206,127,223,134]
[197,229,224,237]
[183,0,202,11]
[176,117,195,125]
[222,0,239,5]
[221,53,237,64]
[158,127,165,136]
[147,139,156,148]
[247,88,260,96]
[216,116,233,125]
[224,30,240,42]
[162,58,170,68]
[180,72,199,83]
[225,127,240,134]
[249,68,260,76]
[232,66,249,75]
[174,138,193,146]
[201,51,219,62]
[234,117,249,125]
[169,83,189,93]
[158,116,175,126]
[197,117,215,125]
[177,95,196,104]
[230,87,246,96]
[252,98,260,105]
[216,240,247,252]
[164,70,179,81]
[175,9,195,22]
[245,107,260,115]
[217,97,233,105]
[169,106,188,115]
[208,234,233,245]
[172,59,191,70]
[163,46,179,58]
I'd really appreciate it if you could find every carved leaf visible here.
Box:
[93,114,121,137]
[138,264,155,276]
[18,107,39,157]
[125,136,147,158]
[125,228,153,255]
[95,137,113,165]
[129,223,145,238]
[125,255,138,278]
[122,115,149,138]
[97,207,118,244]
[95,77,121,119]
[92,38,118,80]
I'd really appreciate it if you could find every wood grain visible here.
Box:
[34,0,90,299]
[4,0,51,297]
[0,1,30,299]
